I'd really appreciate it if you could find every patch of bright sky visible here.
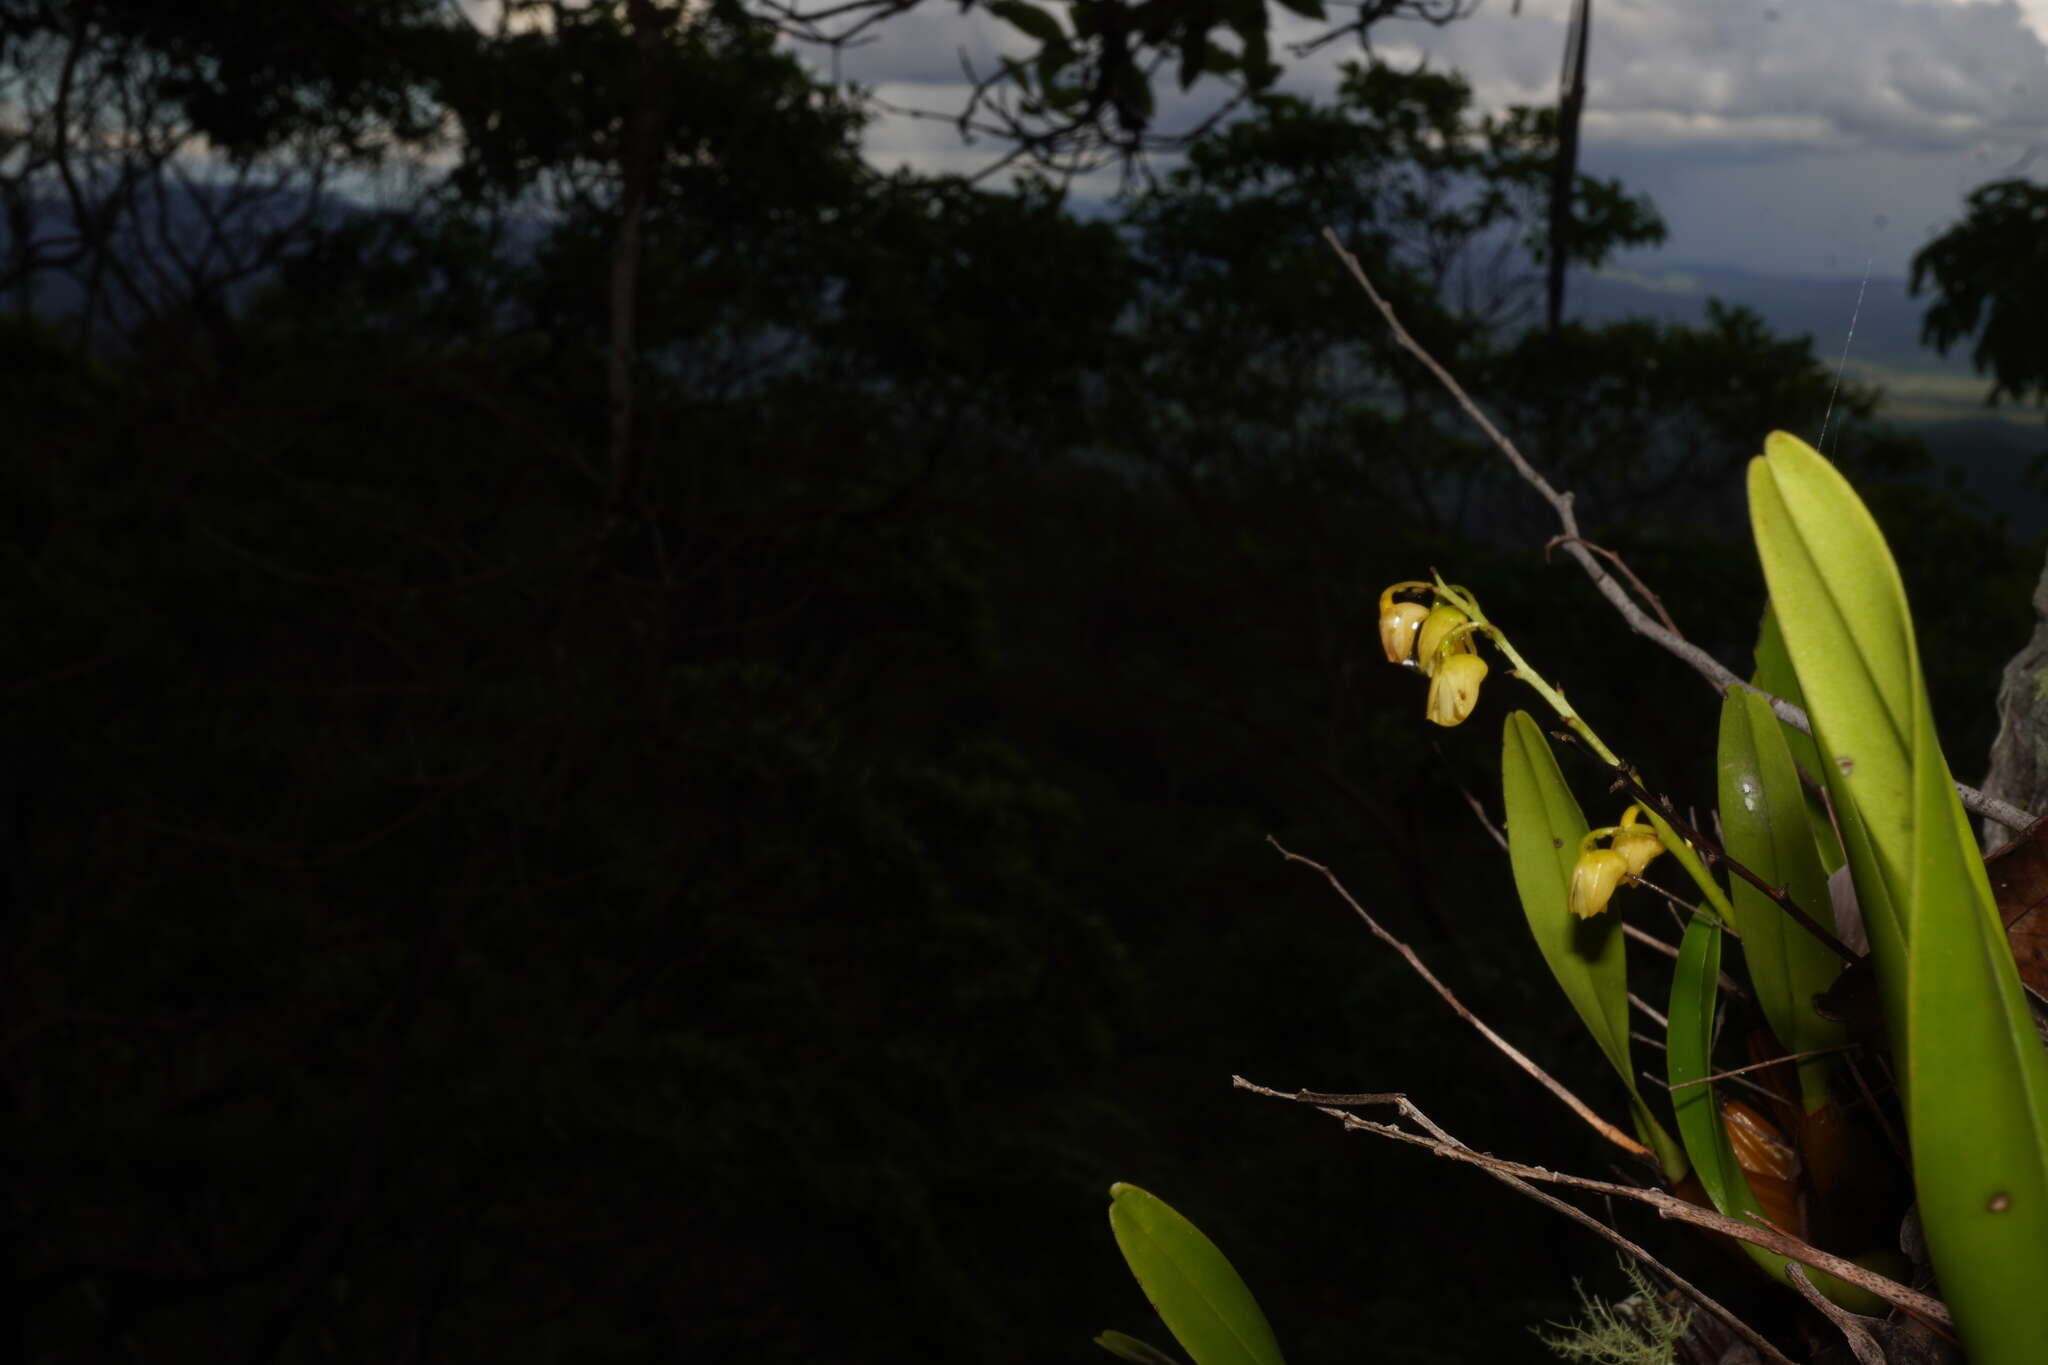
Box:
[803,0,2048,280]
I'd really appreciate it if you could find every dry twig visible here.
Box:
[1621,922,1747,1000]
[1666,1045,1859,1093]
[1269,838,1654,1161]
[1786,1264,1886,1365]
[1233,1079,1953,1335]
[1232,1079,1798,1364]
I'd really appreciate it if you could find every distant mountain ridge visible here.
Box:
[1575,259,2019,421]
[10,189,2045,531]
[1574,259,2048,536]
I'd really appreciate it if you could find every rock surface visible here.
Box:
[1981,549,2048,853]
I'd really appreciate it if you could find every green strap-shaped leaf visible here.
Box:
[1750,430,2048,1363]
[1903,694,2048,1355]
[1665,912,1881,1313]
[1502,710,1686,1179]
[1095,1329,1188,1365]
[1717,685,1848,1111]
[1106,1184,1285,1365]
[1752,606,1823,789]
[1751,604,1844,875]
[1746,439,1914,972]
[1666,914,1781,1272]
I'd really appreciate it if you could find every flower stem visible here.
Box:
[1432,575,1734,926]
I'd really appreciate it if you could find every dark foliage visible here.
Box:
[1912,177,2048,409]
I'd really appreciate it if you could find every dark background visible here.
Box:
[7,2,2046,1361]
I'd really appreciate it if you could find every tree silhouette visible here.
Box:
[1912,177,2048,409]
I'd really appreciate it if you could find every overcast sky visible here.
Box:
[801,0,2048,282]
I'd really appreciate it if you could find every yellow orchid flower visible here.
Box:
[1425,651,1487,726]
[1568,847,1629,919]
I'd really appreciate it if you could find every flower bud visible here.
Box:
[1415,604,1473,677]
[1568,847,1629,919]
[1378,601,1430,665]
[1424,651,1487,727]
[1611,806,1664,878]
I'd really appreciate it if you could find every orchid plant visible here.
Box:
[1098,432,2048,1365]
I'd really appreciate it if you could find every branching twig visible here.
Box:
[1785,1264,1886,1365]
[1667,1045,1859,1093]
[1620,922,1747,1001]
[1444,754,1508,852]
[1320,226,2038,834]
[1544,534,1680,636]
[1269,838,1655,1162]
[1232,1079,1800,1364]
[1234,1079,1954,1334]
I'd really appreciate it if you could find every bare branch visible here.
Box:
[1234,1079,1799,1364]
[1785,1263,1886,1365]
[1620,921,1753,1004]
[1666,1045,1859,1093]
[1442,748,1508,850]
[1319,226,2039,834]
[1268,837,1655,1161]
[1543,535,1679,635]
[1234,1079,1954,1334]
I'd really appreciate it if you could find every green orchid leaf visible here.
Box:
[1106,1183,1285,1365]
[1717,685,1848,1111]
[1502,710,1686,1179]
[1900,695,2048,1360]
[1750,429,2048,1362]
[1746,436,1915,977]
[1752,604,1843,875]
[1095,1329,1188,1365]
[1666,913,1782,1276]
[1665,911,1882,1313]
[1752,605,1822,788]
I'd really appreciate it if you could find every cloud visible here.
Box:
[1356,0,2048,160]
[791,1,2048,275]
[803,5,1015,88]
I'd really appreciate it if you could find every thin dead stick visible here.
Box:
[1622,921,1683,962]
[1667,1045,1859,1092]
[1320,226,2037,835]
[1544,534,1681,635]
[1627,991,1668,1030]
[1621,922,1748,1000]
[1627,876,1737,936]
[1785,1264,1885,1365]
[1269,837,1655,1161]
[1454,783,1508,852]
[1235,1078,1953,1333]
[1643,1065,1782,1110]
[1233,1079,1797,1364]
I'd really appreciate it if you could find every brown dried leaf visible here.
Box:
[1981,812,2048,999]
